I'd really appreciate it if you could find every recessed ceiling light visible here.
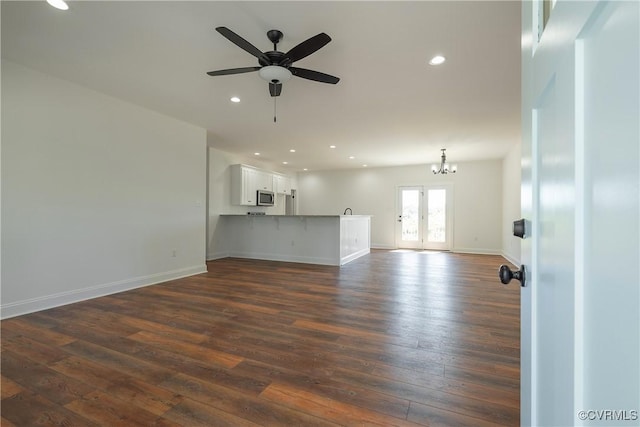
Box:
[429,55,446,65]
[282,161,288,165]
[254,152,260,156]
[303,168,308,171]
[230,96,240,103]
[289,149,296,153]
[349,156,355,159]
[47,0,69,10]
[329,145,336,149]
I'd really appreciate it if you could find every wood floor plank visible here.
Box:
[407,401,506,427]
[0,251,520,426]
[50,355,135,390]
[1,416,18,427]
[443,364,520,391]
[49,351,247,420]
[61,339,175,385]
[160,373,340,427]
[81,306,210,344]
[127,330,243,368]
[1,350,96,405]
[64,389,173,427]
[103,377,184,417]
[233,359,413,420]
[1,375,24,399]
[122,338,270,396]
[0,317,77,346]
[1,391,99,427]
[1,334,71,365]
[143,287,284,316]
[315,363,519,424]
[370,362,519,409]
[160,397,263,427]
[260,382,422,427]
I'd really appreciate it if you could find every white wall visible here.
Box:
[296,160,503,253]
[1,61,207,318]
[206,146,297,259]
[502,142,522,264]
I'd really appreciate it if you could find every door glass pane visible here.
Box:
[402,190,420,241]
[427,189,446,243]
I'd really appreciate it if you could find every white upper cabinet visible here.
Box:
[230,164,259,205]
[274,173,292,195]
[254,169,274,192]
[231,164,293,206]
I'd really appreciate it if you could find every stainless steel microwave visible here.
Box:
[256,190,275,206]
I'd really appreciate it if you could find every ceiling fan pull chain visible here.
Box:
[273,96,277,123]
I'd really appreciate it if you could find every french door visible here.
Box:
[396,185,452,250]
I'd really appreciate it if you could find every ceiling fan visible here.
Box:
[207,27,340,98]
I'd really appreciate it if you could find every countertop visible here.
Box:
[219,214,371,218]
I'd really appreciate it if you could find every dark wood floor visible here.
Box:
[1,250,520,426]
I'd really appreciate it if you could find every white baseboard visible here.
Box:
[452,248,502,256]
[0,264,207,320]
[206,251,229,261]
[340,248,370,265]
[501,251,521,267]
[371,244,396,250]
[226,250,340,266]
[211,248,370,266]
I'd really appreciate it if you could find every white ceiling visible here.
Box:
[1,1,521,172]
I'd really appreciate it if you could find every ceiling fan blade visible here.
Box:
[216,27,270,63]
[281,33,331,64]
[289,67,340,84]
[207,66,261,76]
[269,82,282,97]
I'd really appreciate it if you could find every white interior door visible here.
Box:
[521,1,639,425]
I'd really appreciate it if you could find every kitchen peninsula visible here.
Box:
[218,214,371,266]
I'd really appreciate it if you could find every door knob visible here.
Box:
[499,264,526,287]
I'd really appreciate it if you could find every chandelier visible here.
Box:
[431,148,457,174]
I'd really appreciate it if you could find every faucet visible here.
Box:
[343,208,352,215]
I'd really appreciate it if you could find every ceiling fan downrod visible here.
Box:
[267,29,283,50]
[273,96,277,123]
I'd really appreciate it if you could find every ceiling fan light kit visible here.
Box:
[259,65,292,84]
